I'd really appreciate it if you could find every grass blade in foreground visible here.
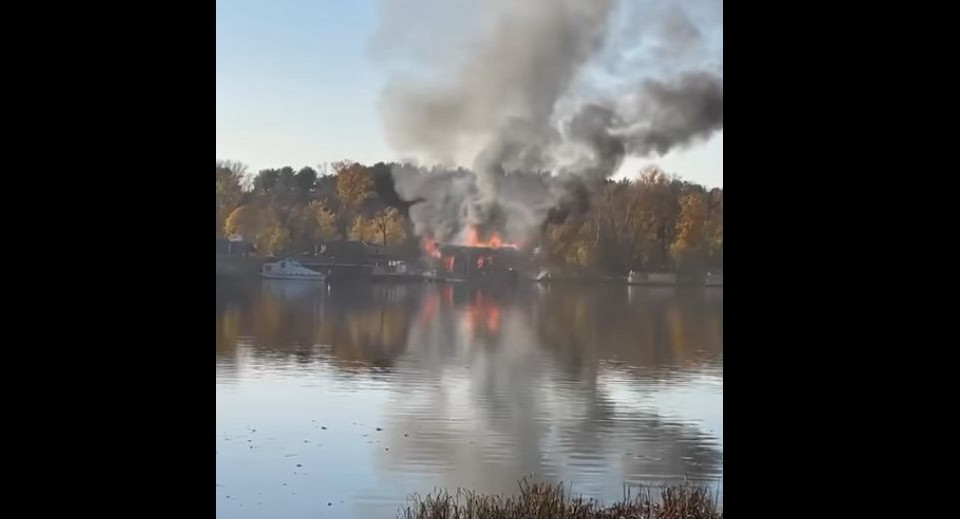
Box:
[398,479,723,519]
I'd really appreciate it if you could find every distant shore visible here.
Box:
[216,256,721,287]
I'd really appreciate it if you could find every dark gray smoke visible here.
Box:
[372,0,722,245]
[560,71,724,183]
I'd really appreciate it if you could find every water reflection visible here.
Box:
[216,281,722,518]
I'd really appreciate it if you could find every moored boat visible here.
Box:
[260,258,327,281]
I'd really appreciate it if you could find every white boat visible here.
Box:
[260,258,327,281]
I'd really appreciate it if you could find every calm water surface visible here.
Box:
[216,281,722,518]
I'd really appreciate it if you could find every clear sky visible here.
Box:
[216,0,722,188]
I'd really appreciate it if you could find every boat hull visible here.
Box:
[260,273,326,281]
[261,258,327,281]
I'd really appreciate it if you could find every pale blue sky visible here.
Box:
[216,0,722,188]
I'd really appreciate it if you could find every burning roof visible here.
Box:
[422,225,523,259]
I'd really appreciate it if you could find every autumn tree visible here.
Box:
[349,210,407,246]
[368,208,407,246]
[348,216,370,243]
[623,167,686,271]
[262,224,291,256]
[705,188,723,269]
[333,161,374,236]
[224,205,290,256]
[542,218,594,271]
[670,192,708,273]
[311,202,339,242]
[288,201,340,251]
[334,161,373,210]
[216,160,247,237]
[224,205,264,243]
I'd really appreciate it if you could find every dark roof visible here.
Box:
[438,245,523,256]
[216,238,255,254]
[320,240,379,253]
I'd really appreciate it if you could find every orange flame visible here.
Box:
[465,226,518,249]
[463,292,502,333]
[423,236,441,258]
[487,305,501,332]
[421,291,439,325]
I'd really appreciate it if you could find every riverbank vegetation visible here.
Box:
[398,479,722,519]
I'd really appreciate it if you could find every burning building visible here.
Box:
[437,245,525,283]
[423,226,528,283]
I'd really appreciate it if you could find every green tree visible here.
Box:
[295,166,318,196]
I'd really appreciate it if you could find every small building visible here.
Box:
[216,237,256,256]
[314,240,390,264]
[435,245,526,282]
[301,240,415,279]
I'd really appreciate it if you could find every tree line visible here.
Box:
[216,160,722,274]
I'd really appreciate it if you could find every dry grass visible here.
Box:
[398,479,722,519]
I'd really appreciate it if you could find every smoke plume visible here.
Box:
[372,0,722,246]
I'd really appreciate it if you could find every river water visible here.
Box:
[216,280,722,518]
